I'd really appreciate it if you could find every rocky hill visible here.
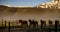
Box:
[36,0,60,9]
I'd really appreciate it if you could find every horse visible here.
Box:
[19,20,28,27]
[40,20,46,28]
[29,19,38,28]
[48,20,53,25]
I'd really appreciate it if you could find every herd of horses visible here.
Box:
[18,19,60,27]
[0,19,60,28]
[18,19,38,27]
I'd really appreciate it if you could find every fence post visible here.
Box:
[2,19,3,27]
[8,22,10,32]
[2,19,3,32]
[5,20,6,28]
[55,20,59,32]
[48,20,52,32]
[55,21,57,32]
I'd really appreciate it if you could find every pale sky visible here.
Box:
[0,0,50,7]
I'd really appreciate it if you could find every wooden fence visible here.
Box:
[0,20,60,32]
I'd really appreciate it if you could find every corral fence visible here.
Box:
[0,20,60,32]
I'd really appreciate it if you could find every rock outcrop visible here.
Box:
[36,0,60,9]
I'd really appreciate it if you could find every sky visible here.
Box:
[0,0,50,7]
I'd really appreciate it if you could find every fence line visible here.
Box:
[0,20,60,32]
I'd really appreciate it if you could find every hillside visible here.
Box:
[0,5,60,21]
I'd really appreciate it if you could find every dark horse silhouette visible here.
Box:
[55,20,59,32]
[19,20,28,27]
[40,20,46,28]
[29,19,38,27]
[48,20,53,25]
